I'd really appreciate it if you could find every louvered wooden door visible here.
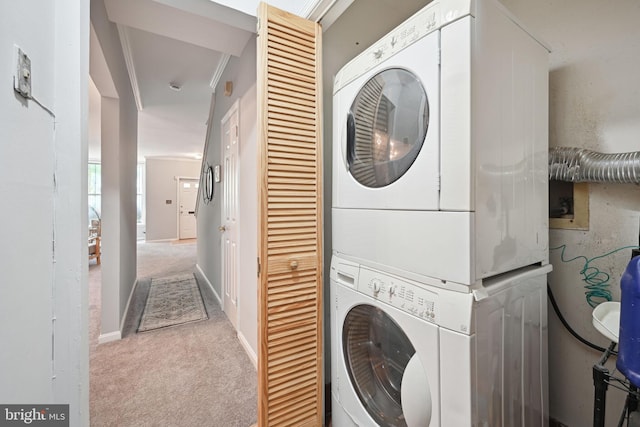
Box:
[257,3,323,426]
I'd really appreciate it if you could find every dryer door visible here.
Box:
[347,68,429,188]
[333,30,440,211]
[343,304,431,427]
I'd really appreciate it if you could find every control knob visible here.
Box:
[372,279,382,297]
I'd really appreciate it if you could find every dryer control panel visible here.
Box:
[333,0,442,93]
[358,267,439,323]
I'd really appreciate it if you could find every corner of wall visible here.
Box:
[196,263,222,306]
[97,331,122,344]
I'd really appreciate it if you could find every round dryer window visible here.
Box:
[343,304,425,427]
[347,68,429,188]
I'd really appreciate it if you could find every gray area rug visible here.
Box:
[138,273,208,332]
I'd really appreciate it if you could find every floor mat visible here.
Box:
[137,273,208,332]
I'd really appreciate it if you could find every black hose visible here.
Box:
[547,282,610,353]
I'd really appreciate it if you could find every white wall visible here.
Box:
[145,157,201,241]
[196,35,258,359]
[497,1,640,425]
[197,37,256,297]
[0,0,56,403]
[238,83,258,363]
[52,2,90,420]
[0,0,89,423]
[91,0,139,342]
[89,78,102,161]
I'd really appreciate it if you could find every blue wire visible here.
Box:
[550,244,640,308]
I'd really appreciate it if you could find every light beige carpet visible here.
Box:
[90,240,257,427]
[137,273,208,332]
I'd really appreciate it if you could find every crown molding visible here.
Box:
[304,0,354,29]
[209,53,231,92]
[116,24,143,111]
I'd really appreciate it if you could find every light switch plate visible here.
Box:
[13,46,31,98]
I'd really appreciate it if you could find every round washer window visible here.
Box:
[342,304,416,427]
[347,68,429,188]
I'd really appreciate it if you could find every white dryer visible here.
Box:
[332,0,550,286]
[330,255,552,427]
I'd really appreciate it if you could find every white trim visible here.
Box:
[220,99,240,329]
[300,0,321,19]
[143,238,175,243]
[221,98,240,123]
[304,0,354,29]
[196,263,222,306]
[116,24,143,111]
[237,331,258,370]
[144,156,202,162]
[119,279,139,332]
[209,54,231,91]
[98,331,121,345]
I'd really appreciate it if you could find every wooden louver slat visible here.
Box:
[257,3,323,427]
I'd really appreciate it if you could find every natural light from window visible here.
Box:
[88,163,145,225]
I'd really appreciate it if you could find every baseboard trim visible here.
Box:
[120,278,139,333]
[238,331,258,370]
[195,263,222,306]
[98,330,121,344]
[142,238,175,243]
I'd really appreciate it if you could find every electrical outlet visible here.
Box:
[13,46,31,98]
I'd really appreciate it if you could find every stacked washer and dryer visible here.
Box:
[330,0,552,426]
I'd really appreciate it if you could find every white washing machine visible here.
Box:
[332,0,550,286]
[330,255,552,426]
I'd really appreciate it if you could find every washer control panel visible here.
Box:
[358,266,438,323]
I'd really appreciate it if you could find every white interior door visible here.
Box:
[221,101,239,328]
[178,178,198,239]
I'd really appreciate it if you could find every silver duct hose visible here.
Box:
[549,147,640,183]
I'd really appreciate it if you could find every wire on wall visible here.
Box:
[551,244,640,308]
[547,282,609,353]
[29,95,55,118]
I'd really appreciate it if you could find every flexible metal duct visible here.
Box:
[549,147,640,183]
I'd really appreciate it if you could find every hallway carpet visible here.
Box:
[89,240,257,427]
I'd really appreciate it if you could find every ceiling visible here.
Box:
[89,0,335,161]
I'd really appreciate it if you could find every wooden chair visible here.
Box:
[89,219,101,265]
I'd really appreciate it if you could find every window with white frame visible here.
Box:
[137,163,145,224]
[88,162,101,224]
[87,163,145,225]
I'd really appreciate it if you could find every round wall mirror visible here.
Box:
[204,165,214,203]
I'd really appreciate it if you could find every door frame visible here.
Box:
[220,99,240,329]
[175,176,199,240]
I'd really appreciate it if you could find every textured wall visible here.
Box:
[0,0,90,423]
[498,1,640,425]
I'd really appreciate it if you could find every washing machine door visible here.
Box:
[347,68,429,189]
[342,304,431,427]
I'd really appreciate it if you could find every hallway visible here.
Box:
[89,240,257,426]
